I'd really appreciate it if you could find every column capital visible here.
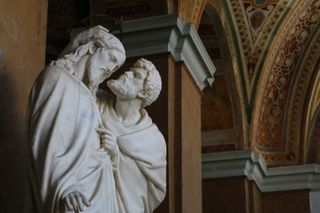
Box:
[120,14,215,90]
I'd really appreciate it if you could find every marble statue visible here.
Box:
[27,26,125,212]
[97,58,167,213]
[27,25,166,213]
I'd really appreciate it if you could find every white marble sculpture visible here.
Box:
[97,58,167,213]
[27,26,166,213]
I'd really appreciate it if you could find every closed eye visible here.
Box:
[110,53,117,62]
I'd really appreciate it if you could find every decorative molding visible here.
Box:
[288,28,320,164]
[118,14,216,90]
[252,0,320,165]
[202,150,320,192]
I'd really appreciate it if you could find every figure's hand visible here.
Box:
[96,127,118,157]
[60,25,110,57]
[63,191,91,212]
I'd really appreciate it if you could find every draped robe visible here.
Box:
[97,91,167,213]
[27,64,118,213]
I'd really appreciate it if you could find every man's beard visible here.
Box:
[107,79,137,100]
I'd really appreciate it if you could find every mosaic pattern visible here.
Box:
[213,0,294,114]
[260,34,320,165]
[178,0,320,165]
[246,5,274,40]
[286,30,320,162]
[227,0,285,82]
[243,0,279,41]
[250,0,290,80]
[229,0,253,67]
[182,0,291,93]
[254,0,320,165]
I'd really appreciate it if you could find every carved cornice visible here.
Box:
[119,14,215,90]
[202,150,320,192]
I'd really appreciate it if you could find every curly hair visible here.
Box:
[133,58,162,107]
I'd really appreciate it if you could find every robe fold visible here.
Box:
[27,65,118,213]
[97,91,167,213]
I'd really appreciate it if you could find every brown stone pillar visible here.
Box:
[164,58,203,213]
[0,0,48,212]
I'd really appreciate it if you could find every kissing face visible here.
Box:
[87,48,125,86]
[107,68,148,100]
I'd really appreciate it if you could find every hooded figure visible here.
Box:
[27,26,126,213]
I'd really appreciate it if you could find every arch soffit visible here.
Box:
[199,2,248,148]
[304,59,320,163]
[205,1,250,145]
[251,0,320,165]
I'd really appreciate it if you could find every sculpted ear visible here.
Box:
[88,45,97,55]
[137,91,147,99]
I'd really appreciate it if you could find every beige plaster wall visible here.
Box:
[0,0,47,211]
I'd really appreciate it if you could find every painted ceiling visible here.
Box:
[179,0,320,165]
[195,0,320,165]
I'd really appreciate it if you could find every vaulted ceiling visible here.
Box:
[186,0,320,166]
